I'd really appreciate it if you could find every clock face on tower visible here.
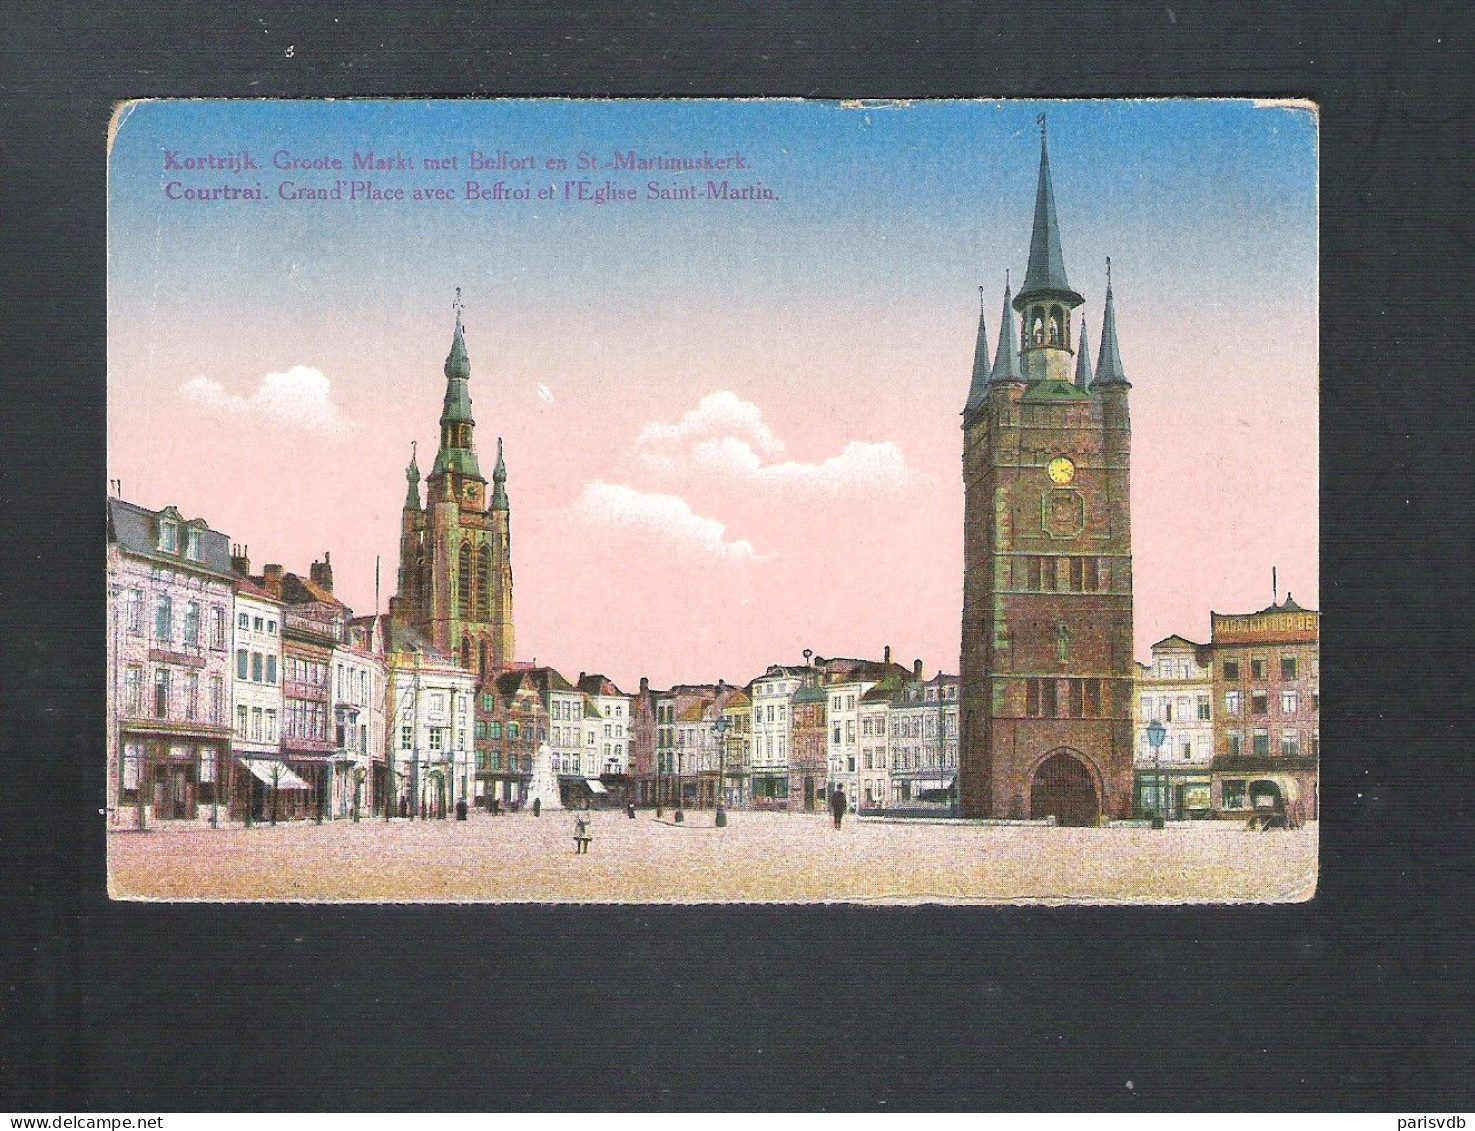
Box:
[464,482,478,502]
[1047,456,1076,485]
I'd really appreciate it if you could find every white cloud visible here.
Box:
[573,480,761,561]
[182,365,353,436]
[635,392,914,493]
[637,390,784,469]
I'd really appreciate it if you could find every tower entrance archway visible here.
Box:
[1029,751,1101,827]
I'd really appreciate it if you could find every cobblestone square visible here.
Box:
[108,810,1317,904]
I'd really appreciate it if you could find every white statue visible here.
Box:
[526,742,565,811]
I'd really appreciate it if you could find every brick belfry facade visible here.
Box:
[390,295,515,678]
[959,122,1135,824]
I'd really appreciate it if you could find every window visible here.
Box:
[845,720,855,744]
[1311,689,1319,711]
[237,704,249,736]
[401,725,413,750]
[210,676,222,722]
[185,527,201,560]
[1043,557,1057,590]
[1164,700,1174,723]
[1253,730,1270,757]
[252,707,263,741]
[266,655,277,684]
[154,668,171,716]
[1251,691,1269,716]
[1224,690,1242,716]
[211,606,226,648]
[1069,679,1084,719]
[252,653,263,682]
[1181,741,1192,760]
[155,595,173,642]
[1223,780,1247,809]
[1026,679,1040,717]
[833,725,841,744]
[1281,655,1298,680]
[159,520,178,552]
[122,742,142,794]
[1222,660,1239,681]
[1281,731,1300,758]
[126,588,144,633]
[1042,679,1058,718]
[1250,658,1267,681]
[124,666,142,714]
[1311,730,1319,757]
[1281,690,1299,714]
[237,649,249,680]
[509,723,520,740]
[846,695,855,710]
[1027,557,1042,589]
[184,673,198,719]
[1227,732,1242,758]
[266,709,277,741]
[239,612,250,631]
[1196,695,1211,721]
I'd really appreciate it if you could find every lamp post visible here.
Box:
[1147,718,1167,829]
[713,715,730,828]
[674,734,685,824]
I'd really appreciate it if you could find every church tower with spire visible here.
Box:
[958,118,1135,824]
[390,291,516,678]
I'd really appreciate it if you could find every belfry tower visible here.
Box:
[391,291,515,677]
[958,119,1135,824]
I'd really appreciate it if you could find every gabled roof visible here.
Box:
[234,574,284,604]
[1150,633,1206,651]
[108,498,234,579]
[577,673,627,698]
[721,689,751,710]
[523,666,576,696]
[791,684,828,705]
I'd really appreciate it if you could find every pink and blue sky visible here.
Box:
[108,99,1317,691]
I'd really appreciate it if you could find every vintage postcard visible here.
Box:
[105,97,1318,903]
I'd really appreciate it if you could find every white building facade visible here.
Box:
[889,675,960,809]
[330,642,386,819]
[387,651,475,819]
[1134,635,1215,819]
[231,581,284,781]
[749,666,803,809]
[826,679,877,813]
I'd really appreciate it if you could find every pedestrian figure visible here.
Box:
[573,812,591,854]
[626,800,636,819]
[399,797,407,819]
[830,786,848,829]
[533,797,542,818]
[491,796,501,816]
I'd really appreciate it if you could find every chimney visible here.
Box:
[310,552,334,593]
[263,564,285,598]
[883,644,892,664]
[579,671,586,683]
[914,658,924,679]
[639,676,649,693]
[230,543,250,576]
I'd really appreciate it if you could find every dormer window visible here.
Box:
[159,520,178,553]
[185,528,202,561]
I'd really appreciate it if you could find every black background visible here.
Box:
[2,1,1472,1112]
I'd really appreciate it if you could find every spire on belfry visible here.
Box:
[491,437,509,511]
[1074,316,1094,391]
[444,288,470,382]
[989,272,1023,385]
[962,285,992,420]
[404,441,422,510]
[1095,257,1131,387]
[1017,114,1082,306]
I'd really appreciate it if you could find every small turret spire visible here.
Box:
[444,290,470,382]
[491,437,509,510]
[989,274,1023,385]
[404,441,422,510]
[962,285,992,419]
[1074,316,1094,391]
[1095,257,1131,387]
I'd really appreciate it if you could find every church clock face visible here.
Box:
[1047,456,1076,485]
[464,482,478,502]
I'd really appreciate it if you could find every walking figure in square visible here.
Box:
[573,811,591,854]
[830,786,847,829]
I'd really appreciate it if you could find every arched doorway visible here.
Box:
[1029,751,1100,826]
[1249,779,1283,810]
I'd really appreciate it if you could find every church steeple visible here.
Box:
[1074,317,1094,391]
[989,273,1023,386]
[962,286,992,421]
[1014,116,1085,386]
[1094,258,1131,387]
[432,288,483,482]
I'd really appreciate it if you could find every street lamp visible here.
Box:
[1147,718,1167,829]
[674,734,685,824]
[713,715,730,828]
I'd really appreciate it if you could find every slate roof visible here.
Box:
[1017,126,1083,306]
[108,498,234,579]
[1094,279,1130,387]
[577,673,627,698]
[962,289,992,418]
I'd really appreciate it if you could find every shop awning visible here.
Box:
[585,778,609,793]
[239,758,311,789]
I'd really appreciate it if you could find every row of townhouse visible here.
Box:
[635,650,959,816]
[1134,595,1319,822]
[106,496,481,826]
